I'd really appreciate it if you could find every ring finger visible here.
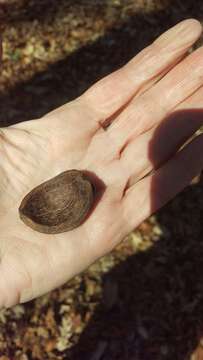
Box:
[121,85,203,186]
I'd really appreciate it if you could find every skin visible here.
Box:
[0,18,203,308]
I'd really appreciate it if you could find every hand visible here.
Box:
[1,18,203,308]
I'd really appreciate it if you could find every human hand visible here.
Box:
[1,18,203,308]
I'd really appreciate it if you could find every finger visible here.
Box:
[108,44,203,153]
[83,19,202,120]
[121,87,203,185]
[122,133,203,232]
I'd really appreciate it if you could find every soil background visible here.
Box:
[1,1,203,359]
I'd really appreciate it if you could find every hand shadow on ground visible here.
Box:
[65,109,203,360]
[0,11,161,126]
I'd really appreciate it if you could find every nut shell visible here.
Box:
[19,170,94,234]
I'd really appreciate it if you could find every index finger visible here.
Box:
[83,19,202,121]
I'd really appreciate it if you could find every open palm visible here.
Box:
[1,18,203,308]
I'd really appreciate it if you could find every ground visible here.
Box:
[1,1,203,359]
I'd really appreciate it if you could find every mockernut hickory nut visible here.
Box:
[19,170,95,234]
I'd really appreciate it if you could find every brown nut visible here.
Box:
[19,170,94,234]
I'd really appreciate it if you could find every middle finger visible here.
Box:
[107,46,203,154]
